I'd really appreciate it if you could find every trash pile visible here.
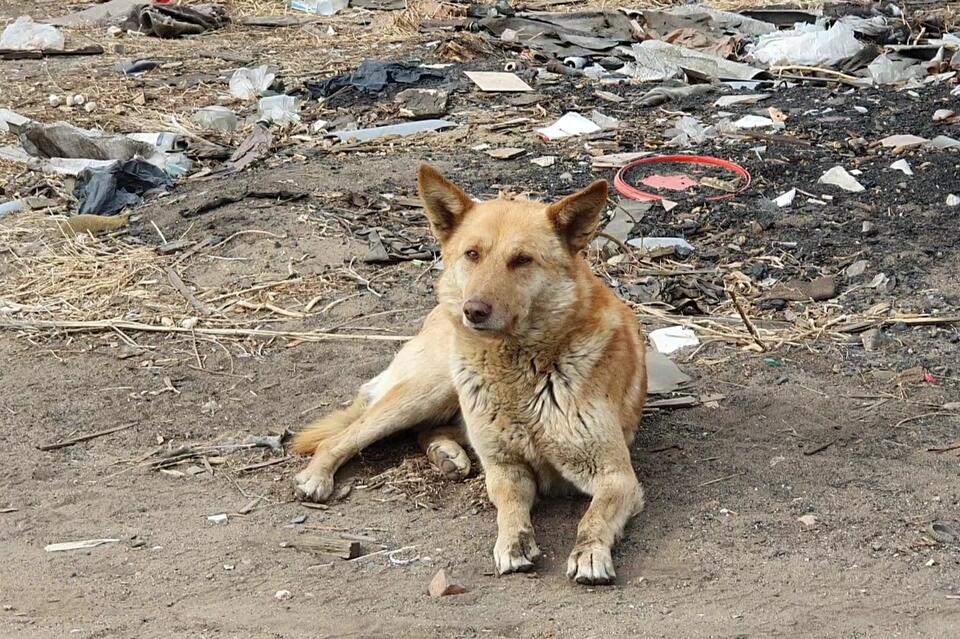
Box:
[0,0,958,360]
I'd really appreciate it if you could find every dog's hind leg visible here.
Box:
[418,424,470,481]
[293,308,457,502]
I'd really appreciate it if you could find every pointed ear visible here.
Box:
[417,164,475,244]
[547,180,608,253]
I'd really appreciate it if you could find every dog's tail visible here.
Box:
[291,397,366,455]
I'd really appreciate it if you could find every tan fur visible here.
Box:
[292,165,647,585]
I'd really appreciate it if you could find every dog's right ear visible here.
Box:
[418,164,474,243]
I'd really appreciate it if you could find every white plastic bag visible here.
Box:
[258,95,300,127]
[229,66,275,100]
[0,16,65,51]
[290,0,348,17]
[748,22,861,67]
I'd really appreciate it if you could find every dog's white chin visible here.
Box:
[462,317,503,333]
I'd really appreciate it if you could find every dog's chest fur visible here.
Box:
[451,329,610,462]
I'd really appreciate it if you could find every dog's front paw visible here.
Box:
[426,441,471,481]
[293,469,334,502]
[566,544,615,585]
[494,529,541,575]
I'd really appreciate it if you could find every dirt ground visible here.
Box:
[3,2,960,638]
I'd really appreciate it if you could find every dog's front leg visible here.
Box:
[484,460,541,575]
[566,467,645,585]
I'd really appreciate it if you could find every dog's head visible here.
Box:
[417,164,607,337]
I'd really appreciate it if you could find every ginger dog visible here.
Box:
[293,165,647,584]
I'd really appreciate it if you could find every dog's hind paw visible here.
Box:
[426,441,471,481]
[494,529,541,575]
[566,544,615,585]
[293,469,334,502]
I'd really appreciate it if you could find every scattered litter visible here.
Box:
[290,514,308,525]
[629,39,765,82]
[818,166,865,192]
[615,155,751,203]
[646,350,692,395]
[1,16,65,51]
[465,71,533,92]
[868,54,923,85]
[230,66,276,101]
[774,188,796,208]
[714,93,770,107]
[763,276,838,302]
[428,569,468,597]
[797,514,819,527]
[258,95,300,126]
[49,0,142,27]
[933,109,955,123]
[75,159,173,215]
[396,89,449,119]
[122,3,229,39]
[330,119,456,143]
[290,0,348,16]
[192,106,238,133]
[0,200,23,220]
[275,589,293,601]
[45,539,120,552]
[748,22,861,67]
[309,61,444,97]
[845,260,869,278]
[536,112,601,141]
[733,114,776,129]
[486,147,525,160]
[627,237,695,257]
[207,514,229,524]
[590,110,621,130]
[879,134,927,148]
[889,159,913,176]
[58,213,131,237]
[927,136,960,150]
[648,326,700,354]
[530,156,556,168]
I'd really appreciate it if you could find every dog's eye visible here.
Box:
[465,249,480,262]
[510,254,533,268]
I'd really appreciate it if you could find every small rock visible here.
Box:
[65,95,77,107]
[48,94,61,108]
[363,230,390,263]
[925,559,937,567]
[559,172,573,183]
[943,402,960,411]
[395,88,449,119]
[845,260,869,278]
[83,102,98,114]
[947,194,960,207]
[933,109,955,123]
[107,25,123,37]
[871,542,883,551]
[275,590,293,601]
[207,514,228,524]
[290,514,307,524]
[485,147,526,160]
[73,94,86,106]
[861,328,882,352]
[861,221,876,236]
[428,569,468,597]
[797,514,818,527]
[180,317,198,329]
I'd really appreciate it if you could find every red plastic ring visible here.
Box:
[613,154,751,203]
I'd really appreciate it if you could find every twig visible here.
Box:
[166,268,212,316]
[727,288,766,352]
[38,423,136,451]
[803,438,838,456]
[697,474,738,488]
[1,319,412,342]
[237,456,291,473]
[346,545,417,563]
[927,442,960,454]
[894,412,959,429]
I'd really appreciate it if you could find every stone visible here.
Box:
[428,569,468,597]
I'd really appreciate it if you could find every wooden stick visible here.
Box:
[38,423,136,451]
[727,288,767,352]
[0,319,412,342]
[894,412,959,429]
[697,474,738,488]
[237,456,291,473]
[166,268,212,316]
[289,536,362,559]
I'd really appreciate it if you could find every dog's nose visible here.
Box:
[463,300,492,325]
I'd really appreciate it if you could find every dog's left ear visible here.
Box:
[547,180,608,253]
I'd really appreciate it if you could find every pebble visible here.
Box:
[933,109,955,122]
[947,194,960,207]
[275,590,293,601]
[428,569,468,597]
[861,328,882,352]
[845,260,869,278]
[48,94,61,107]
[861,221,877,236]
[83,102,98,113]
[73,94,86,106]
